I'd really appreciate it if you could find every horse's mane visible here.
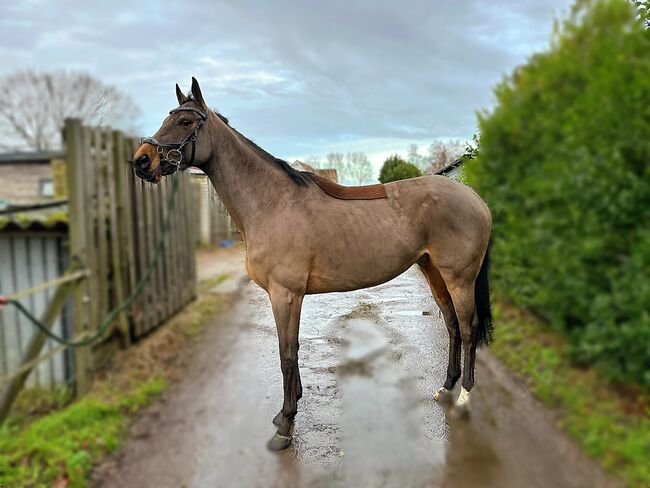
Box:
[182,97,312,187]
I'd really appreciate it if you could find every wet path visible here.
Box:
[95,254,620,488]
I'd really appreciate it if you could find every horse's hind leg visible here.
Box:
[419,260,461,403]
[447,282,479,411]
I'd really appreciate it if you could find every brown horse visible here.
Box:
[133,78,493,450]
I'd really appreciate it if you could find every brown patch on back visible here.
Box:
[134,143,160,172]
[310,173,387,200]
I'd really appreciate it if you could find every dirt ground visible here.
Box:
[92,247,620,488]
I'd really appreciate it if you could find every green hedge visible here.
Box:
[465,0,650,389]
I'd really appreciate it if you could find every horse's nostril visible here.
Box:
[135,154,150,169]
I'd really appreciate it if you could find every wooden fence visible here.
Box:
[0,119,197,418]
[65,119,197,392]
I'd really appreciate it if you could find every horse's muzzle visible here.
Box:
[133,143,164,183]
[159,159,180,176]
[134,165,163,184]
[135,153,151,171]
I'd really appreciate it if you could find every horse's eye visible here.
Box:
[180,118,192,126]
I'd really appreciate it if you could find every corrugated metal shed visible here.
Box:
[0,204,71,389]
[0,206,68,233]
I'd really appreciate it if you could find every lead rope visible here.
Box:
[3,176,181,348]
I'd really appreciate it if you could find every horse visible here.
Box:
[133,78,493,451]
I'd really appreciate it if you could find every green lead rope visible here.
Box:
[7,176,180,348]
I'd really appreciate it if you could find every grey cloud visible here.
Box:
[0,0,572,159]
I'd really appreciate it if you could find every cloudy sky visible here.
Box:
[1,0,572,175]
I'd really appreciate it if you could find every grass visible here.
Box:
[491,300,650,487]
[198,273,228,291]
[0,287,228,488]
[343,301,380,319]
[0,378,166,487]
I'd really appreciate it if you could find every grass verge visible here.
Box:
[491,300,650,487]
[0,284,228,488]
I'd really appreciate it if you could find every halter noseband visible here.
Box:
[141,106,208,168]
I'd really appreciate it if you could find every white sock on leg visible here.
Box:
[456,387,471,407]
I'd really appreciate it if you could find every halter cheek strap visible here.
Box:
[141,106,209,168]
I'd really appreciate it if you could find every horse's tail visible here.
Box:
[475,241,493,347]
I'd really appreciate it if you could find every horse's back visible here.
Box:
[386,175,491,230]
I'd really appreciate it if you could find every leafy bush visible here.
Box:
[379,155,422,183]
[465,0,650,388]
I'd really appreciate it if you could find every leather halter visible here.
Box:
[141,106,208,168]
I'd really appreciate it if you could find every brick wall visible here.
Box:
[0,163,53,204]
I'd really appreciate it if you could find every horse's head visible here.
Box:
[133,77,213,184]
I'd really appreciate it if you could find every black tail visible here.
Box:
[475,242,493,347]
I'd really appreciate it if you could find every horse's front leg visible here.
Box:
[267,283,304,451]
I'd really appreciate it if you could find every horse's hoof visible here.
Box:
[272,411,283,426]
[455,387,470,407]
[450,387,471,419]
[267,432,292,451]
[434,387,453,404]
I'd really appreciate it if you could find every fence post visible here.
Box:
[64,118,93,396]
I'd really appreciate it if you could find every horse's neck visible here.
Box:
[204,124,297,233]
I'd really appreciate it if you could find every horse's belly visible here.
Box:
[305,246,418,294]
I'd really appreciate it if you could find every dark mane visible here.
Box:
[218,112,312,186]
[182,98,311,186]
[229,125,313,187]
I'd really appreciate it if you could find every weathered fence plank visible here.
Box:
[107,129,129,346]
[94,129,109,328]
[64,119,93,395]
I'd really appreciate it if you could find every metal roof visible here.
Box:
[434,157,464,176]
[0,205,68,232]
[0,151,64,164]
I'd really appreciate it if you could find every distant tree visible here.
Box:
[0,70,140,151]
[426,140,466,173]
[378,155,422,183]
[346,151,373,185]
[325,152,348,180]
[304,155,323,168]
[406,143,428,171]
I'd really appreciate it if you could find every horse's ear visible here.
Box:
[191,77,206,109]
[176,83,189,105]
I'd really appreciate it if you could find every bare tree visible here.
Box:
[406,143,428,171]
[346,151,373,185]
[325,152,349,180]
[426,140,466,174]
[301,156,324,170]
[0,70,140,151]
